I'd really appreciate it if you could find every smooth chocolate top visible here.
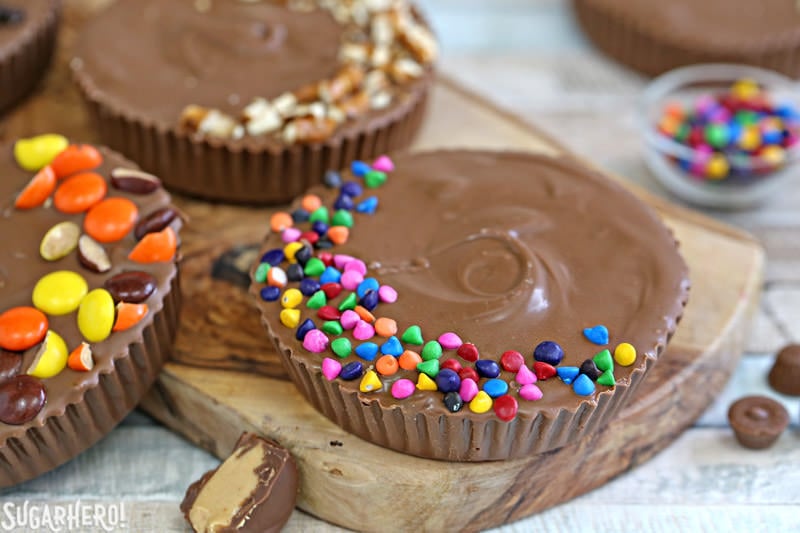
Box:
[255,150,690,419]
[0,143,179,444]
[589,0,800,49]
[0,0,55,51]
[73,0,343,124]
[181,432,298,533]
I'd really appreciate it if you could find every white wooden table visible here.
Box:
[2,1,799,531]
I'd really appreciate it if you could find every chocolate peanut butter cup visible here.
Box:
[573,0,800,78]
[0,137,182,487]
[71,0,435,204]
[0,0,61,113]
[250,150,690,461]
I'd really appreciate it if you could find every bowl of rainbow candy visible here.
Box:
[641,64,800,209]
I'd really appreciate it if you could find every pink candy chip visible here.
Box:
[519,384,543,401]
[372,155,395,172]
[438,332,462,350]
[515,365,537,385]
[302,329,329,353]
[378,285,397,303]
[281,227,302,243]
[340,270,364,291]
[343,259,367,276]
[340,309,360,330]
[391,378,415,399]
[322,358,342,381]
[333,254,356,269]
[353,320,375,340]
[459,378,479,402]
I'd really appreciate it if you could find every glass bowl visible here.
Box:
[640,64,800,209]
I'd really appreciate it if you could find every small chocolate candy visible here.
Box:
[767,344,800,396]
[0,375,46,425]
[0,350,22,382]
[110,167,162,194]
[727,395,789,450]
[579,359,601,381]
[181,432,298,533]
[104,271,157,303]
[134,207,178,240]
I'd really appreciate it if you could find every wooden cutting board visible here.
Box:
[1,2,763,531]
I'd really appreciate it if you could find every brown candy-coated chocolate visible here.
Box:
[0,351,22,382]
[0,376,46,425]
[181,432,298,533]
[134,207,178,240]
[110,167,162,195]
[768,344,800,396]
[104,271,157,303]
[728,396,789,450]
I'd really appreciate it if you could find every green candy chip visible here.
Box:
[322,320,343,335]
[401,325,423,345]
[338,292,358,311]
[364,170,387,188]
[307,290,327,309]
[254,262,270,284]
[304,257,326,277]
[592,349,613,372]
[331,210,354,228]
[416,359,440,378]
[421,340,442,361]
[331,337,352,358]
[597,369,616,387]
[309,206,330,224]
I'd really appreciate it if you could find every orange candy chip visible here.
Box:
[270,212,293,233]
[113,302,148,332]
[14,165,56,209]
[327,226,349,245]
[67,342,94,372]
[0,306,48,352]
[354,305,375,323]
[374,317,398,338]
[128,226,177,263]
[84,197,139,243]
[53,172,107,214]
[50,144,103,179]
[375,354,399,376]
[301,194,322,212]
[398,350,422,371]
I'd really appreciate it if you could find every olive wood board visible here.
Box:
[1,2,764,530]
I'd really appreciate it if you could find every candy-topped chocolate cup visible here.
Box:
[71,0,434,204]
[252,150,690,461]
[0,0,61,114]
[768,344,800,396]
[728,396,789,449]
[0,141,182,487]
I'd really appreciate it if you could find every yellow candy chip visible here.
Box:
[13,134,69,172]
[279,308,300,328]
[416,373,437,391]
[77,289,115,343]
[359,370,382,393]
[28,330,68,379]
[738,126,761,151]
[761,145,785,167]
[614,342,637,367]
[731,78,759,101]
[706,154,729,180]
[281,288,303,309]
[283,242,304,263]
[469,391,493,414]
[32,270,89,315]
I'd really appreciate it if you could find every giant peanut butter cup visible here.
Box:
[71,0,435,204]
[0,136,182,487]
[250,150,690,461]
[0,0,61,113]
[573,0,800,78]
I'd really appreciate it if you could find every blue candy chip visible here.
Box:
[260,249,285,266]
[334,194,354,211]
[320,266,342,285]
[557,366,580,384]
[341,181,363,198]
[350,160,371,177]
[295,319,316,341]
[355,342,379,361]
[356,196,378,214]
[259,286,281,302]
[483,378,509,398]
[340,361,364,380]
[583,325,609,345]
[356,277,380,298]
[380,336,403,356]
[572,374,596,396]
[299,278,321,296]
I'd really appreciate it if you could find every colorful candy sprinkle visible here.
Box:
[519,384,543,401]
[353,320,375,340]
[443,391,463,412]
[572,374,596,396]
[416,359,439,378]
[302,329,329,353]
[459,378,479,402]
[556,366,580,384]
[377,285,397,303]
[340,361,363,380]
[583,325,609,345]
[434,369,461,393]
[597,369,616,387]
[533,361,557,381]
[331,337,352,358]
[270,212,293,233]
[416,372,437,391]
[400,325,423,345]
[457,342,479,362]
[391,378,415,399]
[372,155,394,173]
[438,332,462,350]
[280,308,301,329]
[469,391,492,414]
[421,340,443,361]
[493,395,518,421]
[375,354,399,376]
[614,342,637,366]
[515,364,536,385]
[483,378,509,398]
[500,350,524,372]
[533,341,563,365]
[355,342,379,361]
[322,357,342,381]
[398,350,422,370]
[380,336,403,356]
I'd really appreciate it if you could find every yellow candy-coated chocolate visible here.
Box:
[283,242,304,263]
[280,308,300,328]
[281,288,303,309]
[706,154,729,180]
[738,126,761,151]
[731,78,760,101]
[32,271,88,315]
[359,369,382,392]
[760,145,786,167]
[77,289,115,343]
[416,373,437,391]
[614,342,637,367]
[28,330,68,378]
[13,134,69,172]
[469,391,493,413]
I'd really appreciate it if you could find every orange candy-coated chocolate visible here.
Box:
[84,197,139,243]
[375,354,399,376]
[113,302,148,332]
[270,212,293,233]
[67,342,94,372]
[50,144,103,179]
[53,172,107,214]
[0,306,48,352]
[14,165,56,209]
[128,226,177,263]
